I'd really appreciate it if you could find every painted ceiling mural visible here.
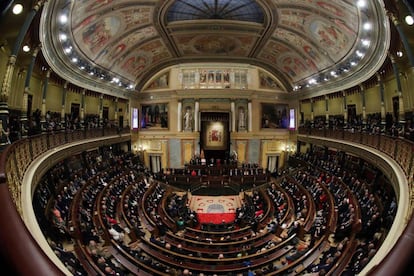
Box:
[41,0,389,98]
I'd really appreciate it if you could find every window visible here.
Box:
[181,68,247,89]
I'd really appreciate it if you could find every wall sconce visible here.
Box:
[12,4,24,15]
[405,15,414,26]
[22,44,30,52]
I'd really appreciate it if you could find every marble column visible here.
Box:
[61,81,68,127]
[310,99,314,123]
[377,73,386,124]
[230,100,235,132]
[40,70,51,130]
[390,54,405,123]
[360,84,366,124]
[80,89,85,127]
[400,71,413,116]
[99,94,103,127]
[177,101,182,132]
[125,101,130,128]
[194,100,199,132]
[114,98,119,126]
[21,46,40,137]
[343,91,347,123]
[325,95,329,125]
[248,101,252,132]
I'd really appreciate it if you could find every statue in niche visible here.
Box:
[184,106,192,131]
[238,107,246,131]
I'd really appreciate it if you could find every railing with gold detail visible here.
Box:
[298,127,414,206]
[298,126,414,276]
[0,127,130,276]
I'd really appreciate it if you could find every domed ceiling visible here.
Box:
[40,0,390,99]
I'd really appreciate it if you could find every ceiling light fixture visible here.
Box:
[361,39,370,47]
[59,14,68,24]
[59,33,68,42]
[363,22,372,31]
[356,50,364,58]
[12,4,23,15]
[356,0,366,8]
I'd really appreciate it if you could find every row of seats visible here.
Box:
[32,145,396,275]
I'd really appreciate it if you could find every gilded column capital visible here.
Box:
[387,11,400,26]
[24,86,30,94]
[8,55,17,66]
[33,0,48,12]
[376,72,382,82]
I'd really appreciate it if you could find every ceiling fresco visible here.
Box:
[40,0,390,98]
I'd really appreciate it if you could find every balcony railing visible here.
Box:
[0,127,130,215]
[298,127,414,179]
[298,126,414,276]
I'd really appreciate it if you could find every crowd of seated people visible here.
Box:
[29,139,401,276]
[121,178,149,238]
[266,182,288,224]
[279,178,310,227]
[290,173,330,242]
[232,190,266,232]
[8,109,123,141]
[302,112,414,141]
[102,177,132,242]
[293,149,397,275]
[134,174,318,272]
[166,193,198,230]
[34,149,140,273]
[50,240,86,276]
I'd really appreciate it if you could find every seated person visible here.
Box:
[108,226,124,241]
[176,217,185,230]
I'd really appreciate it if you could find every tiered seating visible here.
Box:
[266,182,292,225]
[293,150,396,275]
[30,143,399,276]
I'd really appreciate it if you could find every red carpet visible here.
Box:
[197,213,236,224]
[189,194,241,224]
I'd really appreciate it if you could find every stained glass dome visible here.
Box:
[167,0,264,23]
